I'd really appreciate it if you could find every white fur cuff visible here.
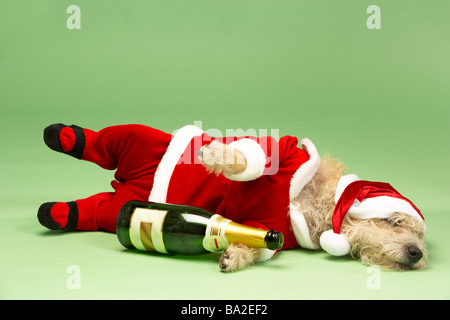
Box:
[288,138,321,201]
[256,248,276,262]
[225,139,266,181]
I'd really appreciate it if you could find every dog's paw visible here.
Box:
[219,244,258,272]
[219,250,234,272]
[198,140,224,173]
[198,141,246,176]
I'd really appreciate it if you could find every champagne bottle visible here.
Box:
[116,200,284,255]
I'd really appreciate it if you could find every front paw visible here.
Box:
[197,141,246,176]
[219,250,233,272]
[197,141,222,171]
[219,244,257,272]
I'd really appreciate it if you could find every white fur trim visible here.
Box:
[335,175,423,222]
[256,248,276,263]
[225,139,266,181]
[319,230,351,256]
[334,174,360,203]
[148,125,204,202]
[289,138,321,201]
[348,196,423,221]
[289,204,320,250]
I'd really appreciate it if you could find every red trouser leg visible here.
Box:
[40,124,172,232]
[74,192,113,231]
[75,124,172,231]
[81,124,172,182]
[75,183,146,232]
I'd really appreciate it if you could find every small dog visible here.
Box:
[204,149,427,272]
[38,123,427,272]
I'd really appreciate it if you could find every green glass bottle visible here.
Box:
[116,200,284,255]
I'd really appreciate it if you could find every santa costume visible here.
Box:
[38,123,321,252]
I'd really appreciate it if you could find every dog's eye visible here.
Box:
[387,215,403,227]
[390,220,400,227]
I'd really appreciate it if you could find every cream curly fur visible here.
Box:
[200,142,427,272]
[297,156,427,271]
[293,156,345,243]
[199,140,247,177]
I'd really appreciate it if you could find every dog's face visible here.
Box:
[343,212,427,270]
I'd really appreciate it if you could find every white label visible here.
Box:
[129,207,168,254]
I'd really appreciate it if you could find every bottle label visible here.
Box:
[129,207,168,254]
[203,214,230,252]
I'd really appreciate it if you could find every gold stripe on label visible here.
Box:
[140,222,156,251]
[129,207,168,253]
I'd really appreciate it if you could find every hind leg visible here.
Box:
[38,179,151,232]
[43,123,171,180]
[40,123,169,231]
[43,123,121,170]
[40,124,118,231]
[38,192,114,231]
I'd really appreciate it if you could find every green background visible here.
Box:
[1,0,449,299]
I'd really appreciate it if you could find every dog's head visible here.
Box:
[319,175,427,270]
[343,212,427,270]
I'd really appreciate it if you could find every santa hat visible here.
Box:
[319,174,424,256]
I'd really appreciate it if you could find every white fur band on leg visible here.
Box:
[256,248,276,262]
[149,125,204,202]
[225,139,266,181]
[289,138,321,201]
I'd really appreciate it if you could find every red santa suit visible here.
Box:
[40,124,321,253]
[148,125,321,250]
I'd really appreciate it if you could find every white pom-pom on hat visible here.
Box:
[319,230,351,256]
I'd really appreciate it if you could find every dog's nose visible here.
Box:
[406,246,423,263]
